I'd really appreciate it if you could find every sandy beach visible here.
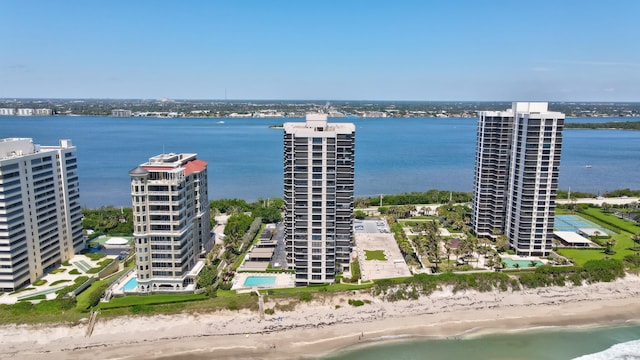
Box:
[2,274,640,360]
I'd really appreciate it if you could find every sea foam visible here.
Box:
[572,339,640,360]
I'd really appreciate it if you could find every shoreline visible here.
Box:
[2,275,640,360]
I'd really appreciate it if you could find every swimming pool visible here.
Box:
[502,258,543,269]
[243,276,276,287]
[120,277,138,291]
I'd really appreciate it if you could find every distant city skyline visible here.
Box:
[1,1,639,101]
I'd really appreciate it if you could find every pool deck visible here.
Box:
[109,269,137,296]
[231,272,295,292]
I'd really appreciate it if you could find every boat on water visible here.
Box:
[585,164,593,168]
[217,121,225,124]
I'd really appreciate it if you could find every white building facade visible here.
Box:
[284,114,355,285]
[472,102,564,256]
[129,153,211,292]
[0,138,83,291]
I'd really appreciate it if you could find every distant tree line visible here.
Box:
[356,190,472,208]
[558,188,640,199]
[565,121,640,130]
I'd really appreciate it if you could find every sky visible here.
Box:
[1,0,639,101]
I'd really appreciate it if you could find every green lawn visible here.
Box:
[579,208,640,234]
[264,282,372,296]
[365,250,387,261]
[559,233,636,266]
[98,293,208,310]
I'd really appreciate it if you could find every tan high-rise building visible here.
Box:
[129,153,211,292]
[283,114,355,285]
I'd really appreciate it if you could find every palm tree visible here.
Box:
[496,235,509,253]
[604,239,616,255]
[423,220,442,273]
[445,244,452,266]
[529,260,539,268]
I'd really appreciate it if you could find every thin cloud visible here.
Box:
[532,66,551,72]
[6,64,27,69]
[551,60,640,67]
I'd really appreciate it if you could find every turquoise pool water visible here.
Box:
[243,276,276,287]
[502,258,543,268]
[121,277,138,291]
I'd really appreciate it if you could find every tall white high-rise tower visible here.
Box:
[472,102,564,256]
[0,138,83,291]
[283,114,355,285]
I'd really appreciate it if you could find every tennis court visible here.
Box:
[555,214,610,235]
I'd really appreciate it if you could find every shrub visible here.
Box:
[86,283,110,308]
[264,308,275,315]
[348,299,365,307]
[299,292,312,302]
[350,260,361,282]
[131,304,154,314]
[50,279,71,286]
[69,269,80,275]
[33,279,47,286]
[56,276,90,298]
[204,286,217,298]
[85,253,107,261]
[227,300,238,311]
[623,254,640,269]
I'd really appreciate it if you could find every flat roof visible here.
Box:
[554,231,591,244]
[241,261,269,270]
[249,248,275,257]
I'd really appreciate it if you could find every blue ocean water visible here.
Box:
[320,323,640,360]
[1,116,639,207]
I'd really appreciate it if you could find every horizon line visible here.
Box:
[1,97,639,104]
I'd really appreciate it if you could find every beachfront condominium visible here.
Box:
[129,153,211,292]
[472,102,564,256]
[0,138,83,292]
[284,114,355,286]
